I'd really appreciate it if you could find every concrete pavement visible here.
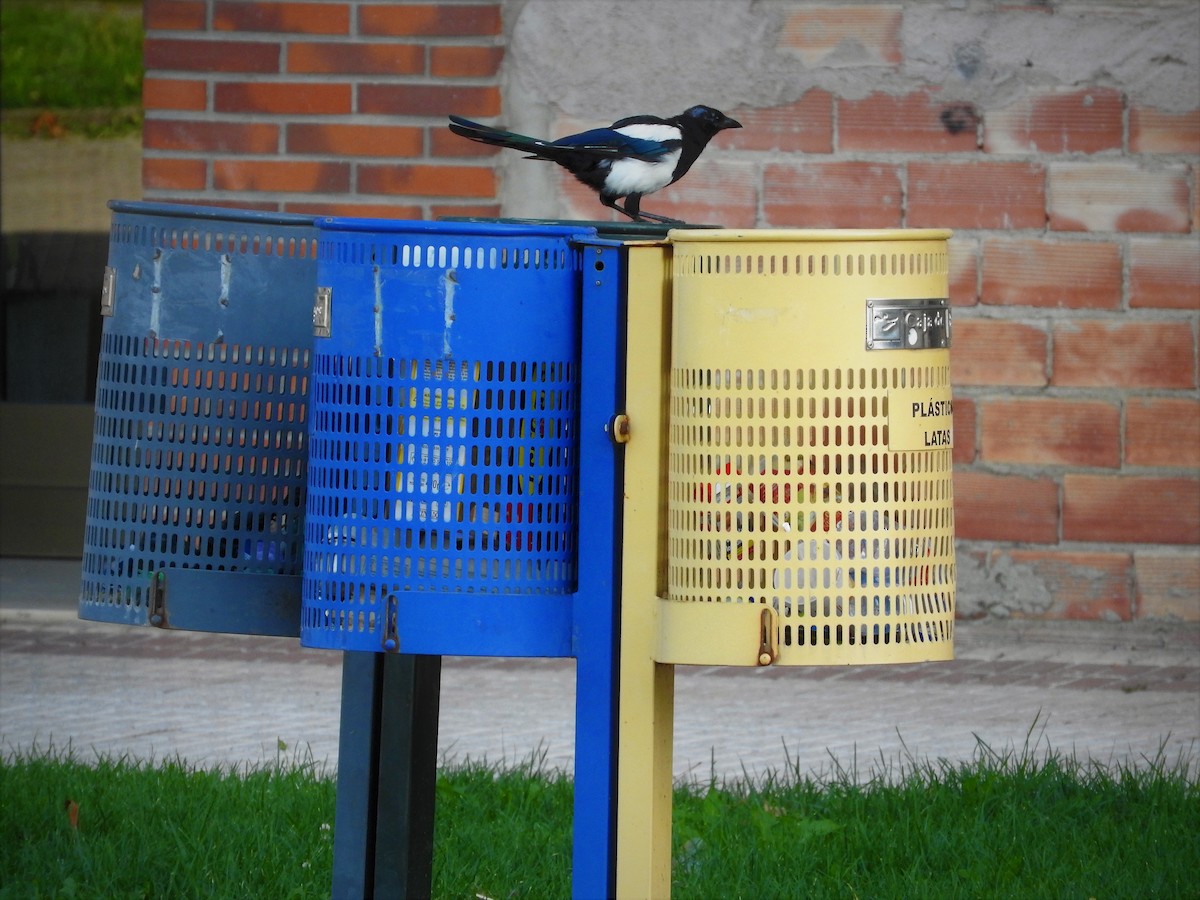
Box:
[2,557,1197,783]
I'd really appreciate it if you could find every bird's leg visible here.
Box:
[620,193,683,224]
[602,193,641,221]
[602,193,686,225]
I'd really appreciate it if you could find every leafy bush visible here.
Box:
[1,1,142,135]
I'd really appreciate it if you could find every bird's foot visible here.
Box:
[634,211,685,224]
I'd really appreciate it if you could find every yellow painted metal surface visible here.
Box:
[661,229,956,667]
[656,597,771,667]
[615,242,676,899]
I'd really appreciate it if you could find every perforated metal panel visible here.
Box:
[302,220,593,654]
[79,202,317,634]
[663,230,956,665]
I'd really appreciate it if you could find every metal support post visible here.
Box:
[332,651,442,899]
[615,243,676,897]
[570,240,627,898]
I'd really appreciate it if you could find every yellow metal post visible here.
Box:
[615,229,957,897]
[616,242,676,897]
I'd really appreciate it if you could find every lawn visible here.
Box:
[2,739,1196,898]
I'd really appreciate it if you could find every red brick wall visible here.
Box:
[142,0,502,218]
[549,10,1200,623]
[142,1,1200,621]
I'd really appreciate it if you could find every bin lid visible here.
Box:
[107,199,317,227]
[442,216,721,242]
[667,227,953,243]
[317,216,596,239]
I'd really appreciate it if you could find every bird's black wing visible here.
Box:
[608,113,671,129]
[552,128,677,162]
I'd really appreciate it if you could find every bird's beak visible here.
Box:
[721,115,742,130]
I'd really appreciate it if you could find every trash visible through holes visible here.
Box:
[696,457,941,641]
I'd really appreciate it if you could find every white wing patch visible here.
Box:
[615,123,682,143]
[605,123,682,196]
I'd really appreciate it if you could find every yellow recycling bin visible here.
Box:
[616,230,956,898]
[658,228,956,666]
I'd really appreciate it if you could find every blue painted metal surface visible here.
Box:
[302,219,594,656]
[79,201,317,636]
[570,239,628,898]
[78,206,642,898]
[305,219,634,898]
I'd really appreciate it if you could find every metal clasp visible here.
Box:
[100,266,116,316]
[313,286,332,337]
[382,594,399,653]
[147,571,168,628]
[757,606,778,666]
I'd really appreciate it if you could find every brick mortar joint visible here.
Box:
[956,538,1200,563]
[955,385,1200,404]
[951,306,1199,323]
[954,459,1200,478]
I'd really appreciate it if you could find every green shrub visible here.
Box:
[1,1,142,135]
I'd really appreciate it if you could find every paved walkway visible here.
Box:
[2,558,1197,783]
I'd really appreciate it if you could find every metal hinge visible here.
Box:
[100,266,116,316]
[313,286,332,337]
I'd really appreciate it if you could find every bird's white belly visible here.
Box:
[604,150,681,197]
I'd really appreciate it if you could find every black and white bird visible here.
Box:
[448,105,742,223]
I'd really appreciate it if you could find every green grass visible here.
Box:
[1,0,142,137]
[2,739,1197,899]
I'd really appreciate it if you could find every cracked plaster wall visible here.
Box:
[496,0,1198,217]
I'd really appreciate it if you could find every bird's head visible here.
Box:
[682,105,742,137]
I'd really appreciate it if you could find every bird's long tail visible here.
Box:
[447,115,551,157]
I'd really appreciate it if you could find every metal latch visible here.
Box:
[147,571,168,628]
[100,266,116,316]
[382,594,399,652]
[313,286,332,337]
[757,606,779,666]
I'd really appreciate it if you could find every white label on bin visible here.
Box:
[866,299,951,350]
[889,385,954,451]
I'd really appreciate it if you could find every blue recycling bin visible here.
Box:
[78,201,317,635]
[301,219,595,656]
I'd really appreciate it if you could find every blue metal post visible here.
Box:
[570,240,627,899]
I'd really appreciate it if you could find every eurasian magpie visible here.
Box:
[447,105,742,223]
